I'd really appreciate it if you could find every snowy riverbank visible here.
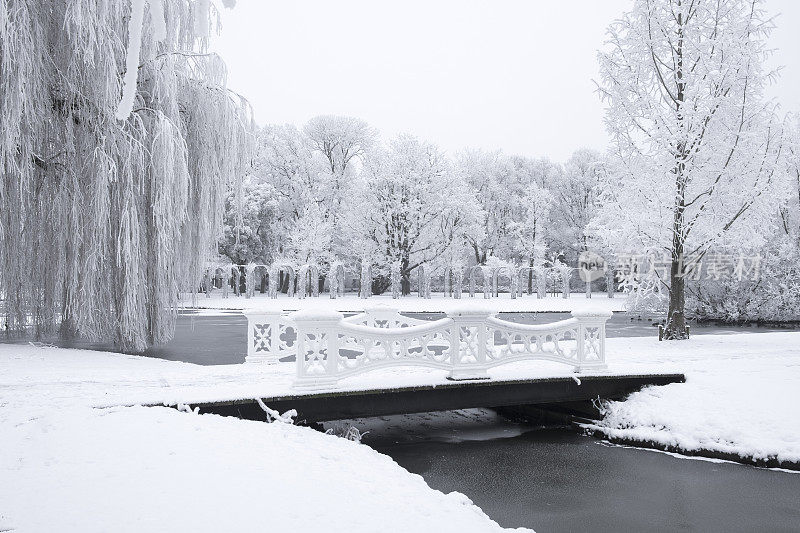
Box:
[180,292,627,314]
[587,332,800,468]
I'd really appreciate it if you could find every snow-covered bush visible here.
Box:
[325,423,367,442]
[624,276,668,319]
[219,179,279,265]
[687,240,800,323]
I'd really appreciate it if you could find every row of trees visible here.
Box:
[220,0,800,341]
[219,117,607,295]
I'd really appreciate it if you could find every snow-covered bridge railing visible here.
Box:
[245,306,611,390]
[243,306,430,363]
[243,309,297,364]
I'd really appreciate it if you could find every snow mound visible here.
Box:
[589,333,800,466]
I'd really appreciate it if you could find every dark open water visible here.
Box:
[334,409,800,533]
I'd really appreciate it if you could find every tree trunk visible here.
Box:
[663,16,689,341]
[527,258,534,294]
[664,144,689,339]
[279,271,289,294]
[664,259,687,339]
[399,256,411,296]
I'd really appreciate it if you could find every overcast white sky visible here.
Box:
[213,0,800,162]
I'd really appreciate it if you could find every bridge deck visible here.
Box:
[192,373,685,422]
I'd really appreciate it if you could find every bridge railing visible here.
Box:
[245,306,611,390]
[243,310,296,364]
[243,306,426,363]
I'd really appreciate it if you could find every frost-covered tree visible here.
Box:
[512,179,555,291]
[253,124,324,255]
[456,150,519,264]
[345,135,482,294]
[550,148,605,260]
[219,178,278,265]
[0,0,253,351]
[238,117,376,266]
[456,151,560,267]
[304,115,376,179]
[596,0,786,339]
[779,116,800,239]
[287,203,335,267]
[304,115,377,260]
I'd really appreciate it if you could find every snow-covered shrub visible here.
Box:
[623,276,668,319]
[325,423,367,442]
[687,240,800,323]
[219,180,279,265]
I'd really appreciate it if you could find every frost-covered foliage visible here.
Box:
[780,115,800,240]
[219,178,278,265]
[235,118,374,269]
[686,119,800,322]
[223,113,614,295]
[593,0,788,337]
[345,135,483,295]
[624,275,668,319]
[223,115,610,291]
[511,170,554,268]
[289,203,335,266]
[550,148,605,259]
[686,251,799,323]
[0,0,253,351]
[456,150,556,266]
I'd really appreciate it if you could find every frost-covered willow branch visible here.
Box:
[0,0,254,351]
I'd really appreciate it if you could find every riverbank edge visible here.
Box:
[581,425,800,471]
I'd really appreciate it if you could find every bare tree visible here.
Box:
[303,115,377,178]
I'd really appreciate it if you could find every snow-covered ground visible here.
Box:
[1,405,527,533]
[584,332,800,467]
[180,291,627,314]
[2,329,799,530]
[0,344,531,533]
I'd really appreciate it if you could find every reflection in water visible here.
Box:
[328,409,800,533]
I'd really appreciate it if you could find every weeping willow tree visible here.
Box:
[0,0,254,351]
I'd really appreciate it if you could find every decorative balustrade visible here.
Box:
[244,306,611,391]
[243,309,297,364]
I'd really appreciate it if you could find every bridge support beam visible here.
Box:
[190,373,686,423]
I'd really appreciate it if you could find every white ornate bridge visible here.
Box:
[244,306,611,391]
